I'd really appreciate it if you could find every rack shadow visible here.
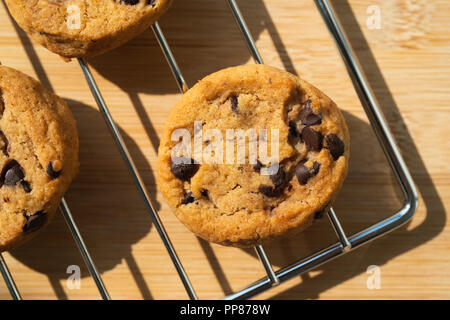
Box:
[9,100,155,300]
[88,0,266,94]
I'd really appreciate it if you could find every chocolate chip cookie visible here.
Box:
[0,65,79,252]
[157,64,349,247]
[5,0,173,58]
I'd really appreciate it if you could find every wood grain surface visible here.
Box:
[0,0,448,300]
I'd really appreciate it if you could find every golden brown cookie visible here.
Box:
[157,64,349,247]
[0,65,79,252]
[5,0,173,58]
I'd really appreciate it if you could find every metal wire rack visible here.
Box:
[0,0,418,300]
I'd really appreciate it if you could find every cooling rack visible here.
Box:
[0,0,418,300]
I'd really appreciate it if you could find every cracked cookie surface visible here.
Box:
[157,65,349,247]
[5,0,173,58]
[0,66,79,252]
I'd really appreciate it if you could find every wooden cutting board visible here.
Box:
[0,0,448,300]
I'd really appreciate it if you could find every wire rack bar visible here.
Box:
[327,208,351,252]
[151,21,280,287]
[226,0,263,64]
[60,198,110,300]
[0,254,21,300]
[152,23,188,93]
[77,58,198,300]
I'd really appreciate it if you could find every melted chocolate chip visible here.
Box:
[259,167,288,197]
[288,121,300,145]
[295,162,311,185]
[0,89,4,119]
[201,189,209,198]
[1,160,24,186]
[326,134,345,160]
[230,95,238,113]
[23,211,47,233]
[171,158,199,181]
[295,161,321,185]
[121,0,140,5]
[301,126,323,151]
[258,185,284,198]
[47,162,62,179]
[0,131,8,156]
[300,100,322,126]
[253,160,263,172]
[181,192,195,205]
[312,161,321,175]
[21,180,32,193]
[270,166,287,188]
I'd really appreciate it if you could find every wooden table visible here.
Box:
[0,0,448,300]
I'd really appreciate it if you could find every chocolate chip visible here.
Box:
[259,167,288,197]
[121,0,156,5]
[295,162,311,185]
[295,161,320,185]
[181,192,195,205]
[230,95,238,113]
[21,180,32,193]
[171,158,199,181]
[258,185,284,198]
[312,161,321,175]
[300,100,322,126]
[288,121,300,141]
[0,89,4,119]
[47,162,62,179]
[288,122,298,136]
[270,166,287,188]
[253,160,263,172]
[1,160,24,186]
[23,211,47,233]
[326,134,345,160]
[121,0,140,5]
[201,189,209,197]
[0,131,8,156]
[301,126,323,151]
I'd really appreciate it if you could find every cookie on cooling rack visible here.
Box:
[0,65,79,252]
[157,64,349,247]
[5,0,173,59]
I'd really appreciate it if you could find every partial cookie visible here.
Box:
[0,65,79,252]
[5,0,173,58]
[157,64,349,247]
